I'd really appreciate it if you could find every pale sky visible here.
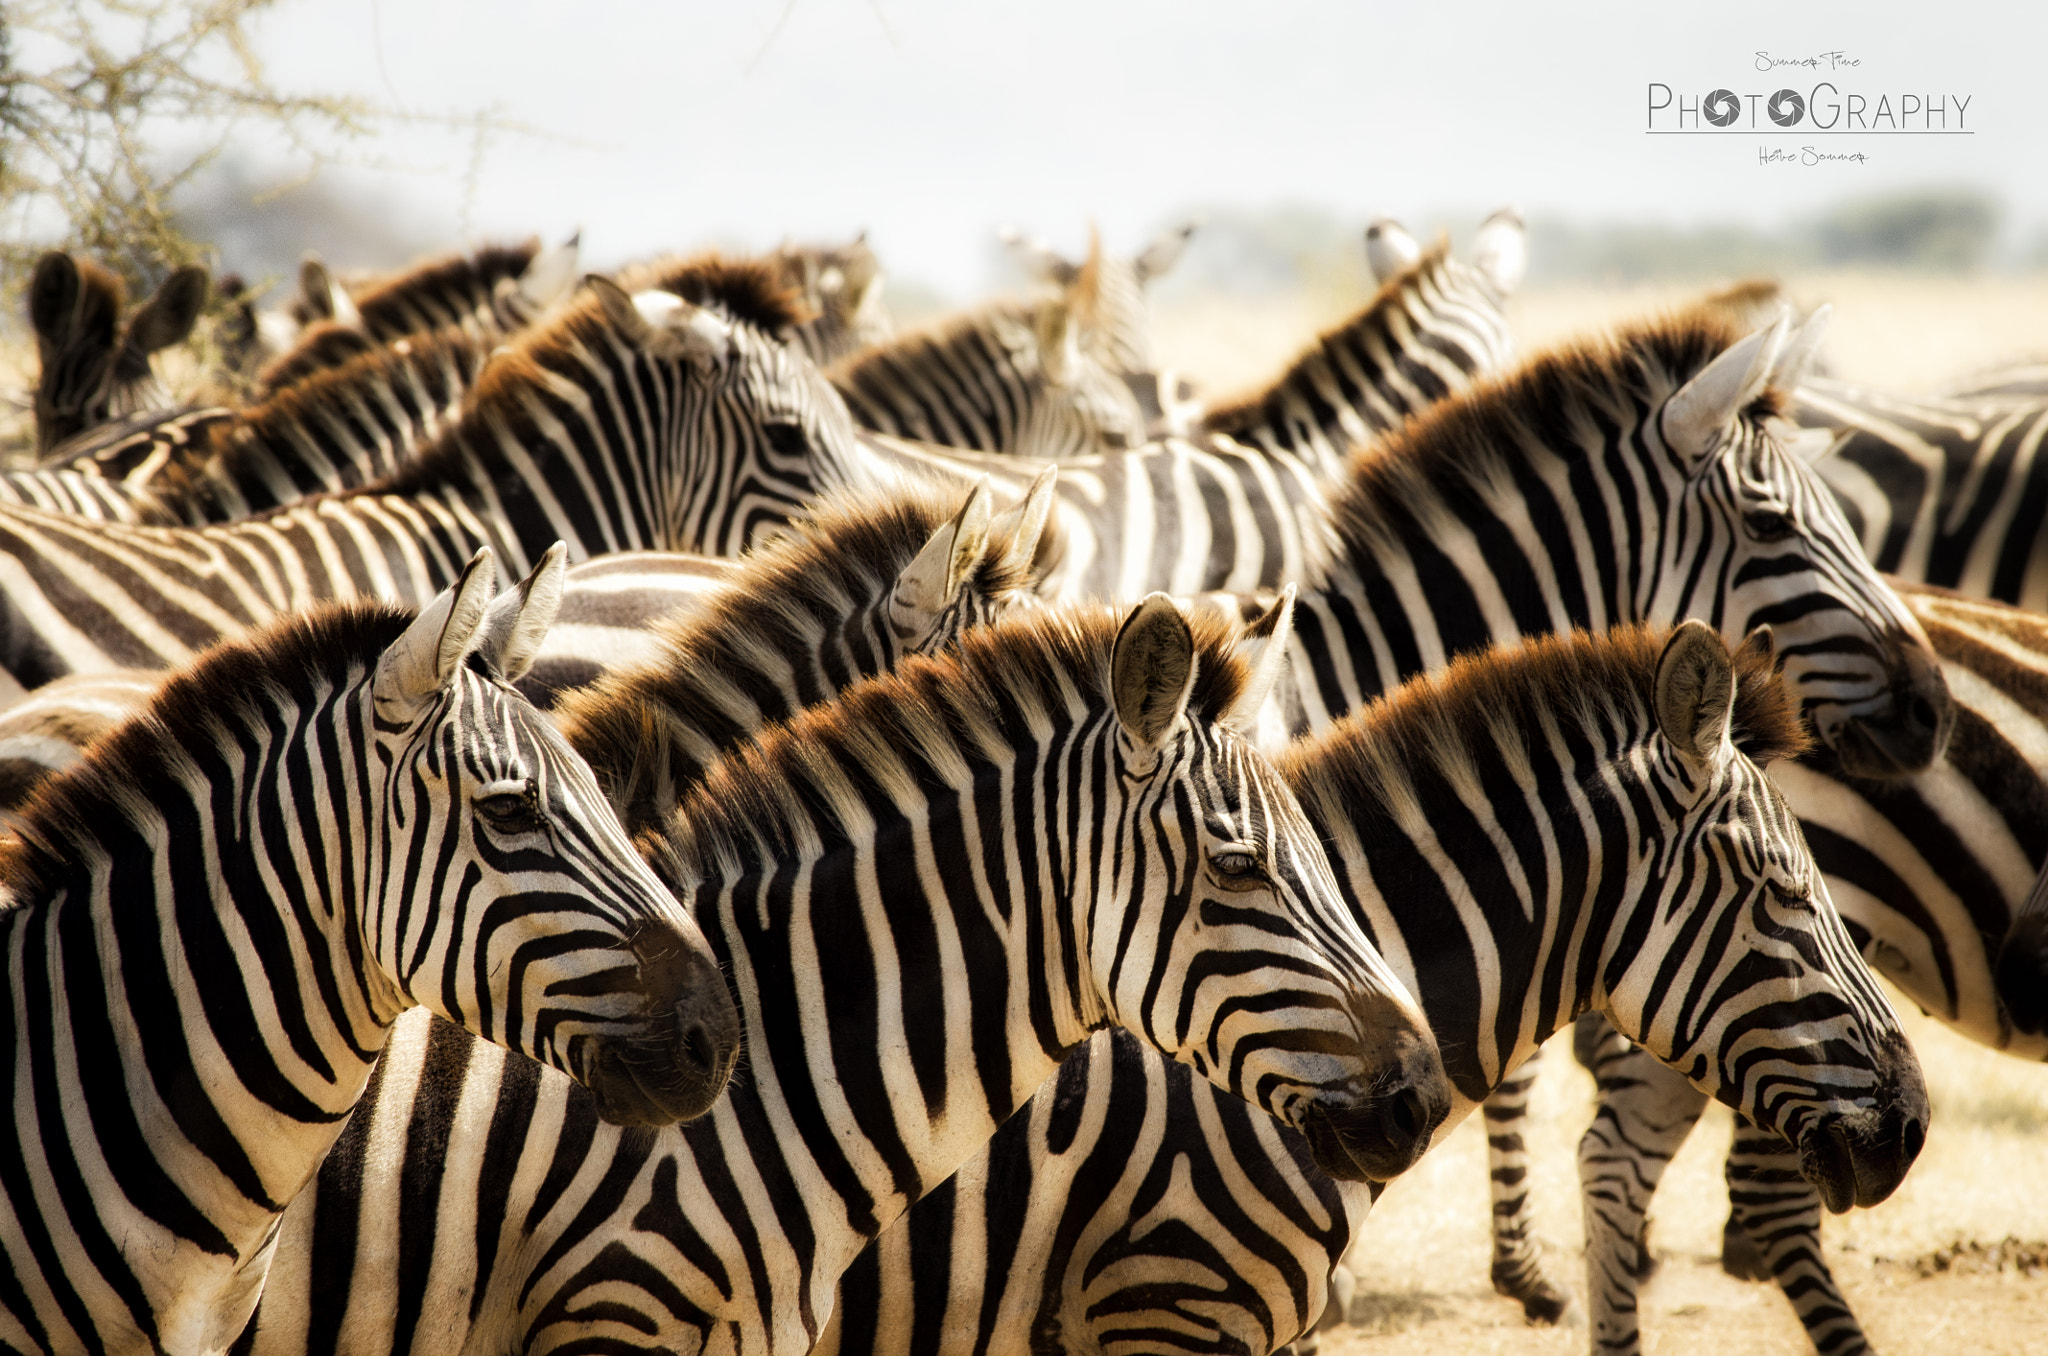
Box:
[232,0,2048,296]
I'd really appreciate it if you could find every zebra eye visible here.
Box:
[763,422,810,460]
[1766,876,1811,907]
[475,784,543,835]
[1208,847,1269,891]
[1745,508,1796,542]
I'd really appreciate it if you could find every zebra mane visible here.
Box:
[1199,240,1457,437]
[650,603,1251,887]
[1324,311,1785,567]
[350,239,541,332]
[0,602,414,902]
[1278,624,1808,842]
[555,481,1045,828]
[617,252,814,335]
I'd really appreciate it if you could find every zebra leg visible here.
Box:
[1724,1122,1874,1355]
[1483,1050,1579,1324]
[1575,1017,1710,1356]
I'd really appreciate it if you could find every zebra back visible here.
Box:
[27,254,210,456]
[0,552,738,1356]
[1796,375,2048,610]
[827,277,1149,459]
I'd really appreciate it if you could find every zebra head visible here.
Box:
[28,253,209,455]
[885,471,1056,650]
[365,546,740,1126]
[1651,308,1952,777]
[587,272,863,556]
[1090,591,1451,1182]
[999,218,1198,376]
[1609,621,1927,1214]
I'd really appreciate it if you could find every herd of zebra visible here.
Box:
[0,205,2043,1356]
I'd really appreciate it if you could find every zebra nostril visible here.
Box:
[1908,696,1938,733]
[1900,1115,1926,1162]
[1385,1086,1425,1149]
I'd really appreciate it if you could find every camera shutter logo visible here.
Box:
[1768,88,1806,126]
[1704,88,1741,126]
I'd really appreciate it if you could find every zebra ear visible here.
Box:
[1000,227,1079,287]
[118,266,209,362]
[1134,219,1199,283]
[1654,620,1737,773]
[28,252,84,342]
[298,254,358,328]
[1660,314,1789,464]
[1112,594,1197,756]
[1768,303,1831,389]
[1036,299,1080,387]
[990,466,1058,578]
[1365,218,1421,283]
[518,233,583,310]
[477,543,568,683]
[1224,584,1296,735]
[1472,206,1527,297]
[1783,425,1843,465]
[893,481,994,631]
[587,275,654,341]
[373,549,499,716]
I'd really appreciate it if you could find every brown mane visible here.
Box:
[653,602,1251,883]
[352,239,542,334]
[555,482,1046,832]
[617,252,814,335]
[0,602,414,901]
[1280,623,1810,827]
[1326,310,1785,563]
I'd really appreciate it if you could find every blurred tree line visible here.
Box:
[1152,190,2029,296]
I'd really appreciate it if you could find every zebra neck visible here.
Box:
[1299,736,1645,1116]
[667,740,1100,1249]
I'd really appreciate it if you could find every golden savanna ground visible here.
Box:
[1157,273,2048,1355]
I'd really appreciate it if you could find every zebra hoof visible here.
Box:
[1720,1216,1773,1282]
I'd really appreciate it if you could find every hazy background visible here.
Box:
[166,0,2048,306]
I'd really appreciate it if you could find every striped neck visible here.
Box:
[1201,245,1514,480]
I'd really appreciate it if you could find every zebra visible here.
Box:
[0,259,859,689]
[772,234,894,367]
[1492,577,2048,1356]
[828,212,1524,601]
[520,467,1056,711]
[0,471,1059,809]
[801,301,1954,1356]
[252,236,581,388]
[1196,209,1524,481]
[231,591,1454,1356]
[1943,360,2048,399]
[0,545,742,1356]
[999,218,1197,376]
[807,620,1929,1356]
[1792,376,2048,611]
[25,252,210,455]
[0,327,490,529]
[826,248,1151,459]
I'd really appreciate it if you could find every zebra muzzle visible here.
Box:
[581,926,742,1127]
[1794,1030,1930,1213]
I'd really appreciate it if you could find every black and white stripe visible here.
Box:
[809,623,1924,1356]
[1796,376,2048,610]
[0,264,858,688]
[0,549,739,1356]
[1555,578,2048,1356]
[233,595,1449,1356]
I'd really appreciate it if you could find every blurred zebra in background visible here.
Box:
[26,253,209,456]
